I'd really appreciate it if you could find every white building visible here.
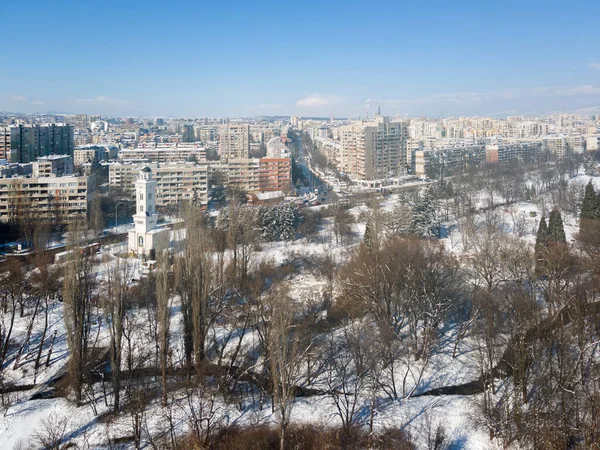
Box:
[128,167,170,257]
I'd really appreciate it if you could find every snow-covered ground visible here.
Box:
[1,172,599,449]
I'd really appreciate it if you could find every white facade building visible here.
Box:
[128,167,169,257]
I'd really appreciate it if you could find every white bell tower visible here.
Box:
[128,166,169,257]
[133,167,158,234]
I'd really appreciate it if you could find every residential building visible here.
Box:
[219,123,250,160]
[227,157,291,193]
[413,146,486,178]
[109,162,209,207]
[339,116,408,180]
[31,155,74,177]
[0,171,94,223]
[119,145,206,163]
[485,142,543,164]
[543,136,567,158]
[0,124,74,163]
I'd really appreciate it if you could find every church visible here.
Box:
[128,167,170,258]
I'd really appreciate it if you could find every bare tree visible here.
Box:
[156,250,171,406]
[62,220,98,404]
[267,285,302,450]
[103,256,132,411]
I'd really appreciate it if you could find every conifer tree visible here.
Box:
[535,215,549,252]
[411,189,437,237]
[548,209,566,245]
[580,180,599,221]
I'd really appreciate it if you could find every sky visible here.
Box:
[1,0,600,118]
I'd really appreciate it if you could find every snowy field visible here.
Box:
[0,170,599,449]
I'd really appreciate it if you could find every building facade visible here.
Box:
[128,167,170,257]
[0,124,74,163]
[118,145,207,164]
[109,162,209,207]
[339,116,408,180]
[219,124,250,161]
[0,172,93,223]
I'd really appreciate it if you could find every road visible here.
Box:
[292,132,338,204]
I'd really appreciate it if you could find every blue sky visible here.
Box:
[1,0,600,118]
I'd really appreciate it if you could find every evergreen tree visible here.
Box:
[535,215,549,255]
[547,209,566,244]
[534,215,549,275]
[580,180,599,221]
[411,189,437,237]
[535,215,548,245]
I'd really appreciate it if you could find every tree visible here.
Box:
[268,286,302,450]
[363,200,383,251]
[331,204,353,245]
[547,209,566,244]
[535,215,549,259]
[411,189,438,238]
[103,257,132,412]
[579,180,600,248]
[63,220,98,403]
[156,250,171,406]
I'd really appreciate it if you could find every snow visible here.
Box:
[1,172,599,449]
[254,190,285,201]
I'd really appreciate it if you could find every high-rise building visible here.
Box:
[0,124,74,163]
[219,124,250,161]
[339,116,408,180]
[181,124,195,142]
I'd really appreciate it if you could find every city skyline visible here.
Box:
[1,0,600,118]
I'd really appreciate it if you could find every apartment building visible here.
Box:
[339,116,408,180]
[543,136,567,158]
[118,145,207,163]
[31,155,74,177]
[413,146,486,178]
[485,142,543,163]
[0,124,74,163]
[226,158,261,192]
[314,136,342,168]
[0,158,93,223]
[74,147,104,166]
[219,124,250,160]
[109,162,209,207]
[226,157,291,193]
[258,157,291,192]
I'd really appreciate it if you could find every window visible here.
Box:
[138,236,144,247]
[139,193,143,200]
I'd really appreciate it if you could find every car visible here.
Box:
[311,201,321,206]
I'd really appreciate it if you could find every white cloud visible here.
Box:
[590,63,600,70]
[11,96,27,102]
[32,101,45,105]
[296,94,343,107]
[75,95,130,105]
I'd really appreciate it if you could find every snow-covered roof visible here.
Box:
[255,190,284,200]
